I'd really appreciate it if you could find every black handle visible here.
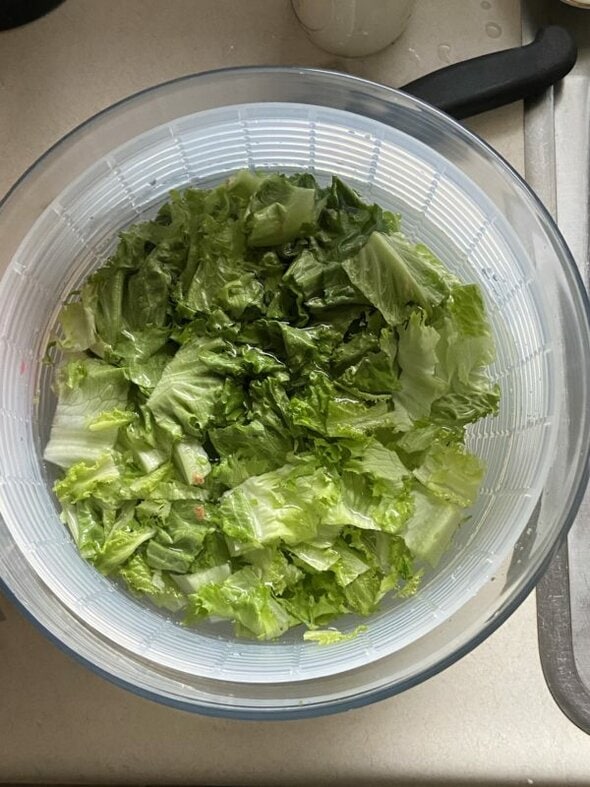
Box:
[401,26,577,120]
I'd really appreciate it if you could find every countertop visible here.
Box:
[1,1,590,784]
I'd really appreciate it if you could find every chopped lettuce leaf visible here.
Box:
[60,501,104,560]
[58,300,97,352]
[94,526,155,575]
[431,283,500,424]
[303,624,368,645]
[346,439,409,488]
[119,554,187,612]
[395,310,447,421]
[53,452,120,504]
[343,232,453,326]
[246,174,320,247]
[413,441,484,508]
[173,439,212,485]
[44,358,129,468]
[209,414,293,482]
[186,566,292,639]
[146,337,226,439]
[171,563,232,595]
[218,461,339,548]
[289,543,340,572]
[125,256,171,330]
[403,487,463,566]
[145,540,194,573]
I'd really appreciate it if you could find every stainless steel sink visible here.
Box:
[523,0,590,734]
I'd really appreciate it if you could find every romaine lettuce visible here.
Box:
[44,171,499,642]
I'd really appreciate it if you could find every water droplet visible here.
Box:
[486,22,502,38]
[481,0,491,8]
[408,46,421,65]
[438,44,452,64]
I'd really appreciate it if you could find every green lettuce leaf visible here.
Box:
[44,358,129,468]
[343,232,453,325]
[394,310,447,421]
[413,441,484,508]
[60,501,104,560]
[173,439,212,485]
[403,487,463,567]
[118,407,169,474]
[325,471,414,535]
[431,283,500,424]
[145,540,194,574]
[186,566,292,640]
[146,337,226,439]
[218,460,340,548]
[345,439,409,488]
[209,414,292,485]
[340,328,399,398]
[283,573,347,628]
[246,174,320,247]
[58,300,97,352]
[125,256,171,330]
[53,452,120,504]
[80,264,126,355]
[171,563,232,595]
[303,624,368,645]
[94,526,155,575]
[119,554,187,612]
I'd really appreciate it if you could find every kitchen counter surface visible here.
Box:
[1,1,590,784]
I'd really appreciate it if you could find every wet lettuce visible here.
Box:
[44,170,499,642]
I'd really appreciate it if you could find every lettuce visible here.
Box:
[245,175,321,247]
[218,461,340,548]
[94,526,155,575]
[402,488,463,567]
[413,440,484,508]
[303,625,368,645]
[186,566,293,640]
[395,311,447,421]
[53,452,120,503]
[119,554,187,612]
[44,358,129,468]
[44,170,499,642]
[342,232,454,326]
[146,337,227,439]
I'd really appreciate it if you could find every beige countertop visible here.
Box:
[1,1,590,784]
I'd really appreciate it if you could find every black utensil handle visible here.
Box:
[401,26,577,120]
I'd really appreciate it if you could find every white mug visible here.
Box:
[292,0,416,58]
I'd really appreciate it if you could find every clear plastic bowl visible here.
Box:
[0,67,589,718]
